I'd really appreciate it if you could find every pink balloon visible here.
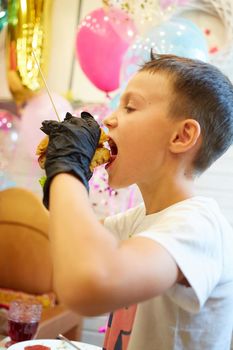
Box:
[19,90,73,158]
[0,109,20,170]
[74,102,111,128]
[76,7,137,93]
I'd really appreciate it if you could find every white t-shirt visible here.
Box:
[104,196,233,350]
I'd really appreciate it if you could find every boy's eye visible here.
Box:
[124,106,135,113]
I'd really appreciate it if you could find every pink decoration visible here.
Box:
[19,91,73,158]
[75,7,137,93]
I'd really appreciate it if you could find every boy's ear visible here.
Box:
[169,119,201,154]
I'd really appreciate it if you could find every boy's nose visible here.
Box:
[103,113,118,129]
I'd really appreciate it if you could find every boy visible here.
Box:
[41,54,233,349]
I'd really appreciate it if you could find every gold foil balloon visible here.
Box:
[6,0,52,107]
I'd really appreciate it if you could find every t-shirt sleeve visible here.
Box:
[104,204,144,240]
[136,206,223,313]
[104,211,128,240]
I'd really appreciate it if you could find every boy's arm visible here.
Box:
[49,173,183,316]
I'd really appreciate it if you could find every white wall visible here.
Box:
[48,0,108,102]
[196,147,233,226]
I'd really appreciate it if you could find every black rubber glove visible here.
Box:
[41,111,101,209]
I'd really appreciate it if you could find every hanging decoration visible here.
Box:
[102,0,189,33]
[6,0,53,107]
[160,0,189,10]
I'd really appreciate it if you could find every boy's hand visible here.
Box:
[40,111,101,209]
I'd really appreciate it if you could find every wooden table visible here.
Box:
[37,304,82,341]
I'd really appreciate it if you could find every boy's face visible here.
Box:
[104,71,179,189]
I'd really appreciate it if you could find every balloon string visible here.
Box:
[32,50,61,122]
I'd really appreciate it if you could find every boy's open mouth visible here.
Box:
[105,138,118,169]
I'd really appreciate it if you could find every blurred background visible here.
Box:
[0,0,233,347]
